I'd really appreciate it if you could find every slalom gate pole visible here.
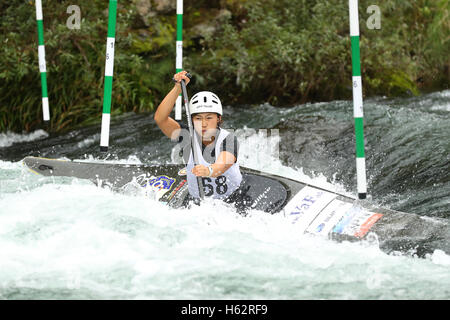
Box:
[180,74,205,200]
[349,0,367,199]
[100,0,118,152]
[175,0,183,120]
[35,0,50,123]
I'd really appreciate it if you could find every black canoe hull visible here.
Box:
[22,156,450,257]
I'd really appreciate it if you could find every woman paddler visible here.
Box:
[154,71,244,204]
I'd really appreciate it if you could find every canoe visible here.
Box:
[22,156,450,257]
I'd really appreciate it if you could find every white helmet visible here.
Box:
[189,91,222,116]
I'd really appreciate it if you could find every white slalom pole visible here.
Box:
[349,0,367,199]
[35,0,50,122]
[100,0,117,152]
[175,0,183,120]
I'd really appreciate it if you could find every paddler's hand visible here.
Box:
[173,70,190,88]
[191,164,210,177]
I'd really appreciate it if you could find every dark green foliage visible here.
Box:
[0,0,448,133]
[0,0,158,133]
[195,0,449,105]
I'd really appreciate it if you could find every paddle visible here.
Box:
[179,73,205,200]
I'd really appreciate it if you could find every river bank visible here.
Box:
[0,0,448,133]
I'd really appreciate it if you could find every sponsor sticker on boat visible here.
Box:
[354,213,383,238]
[333,206,363,234]
[284,186,336,234]
[332,205,383,238]
[306,199,353,237]
[146,175,176,190]
[166,179,187,202]
[135,174,176,200]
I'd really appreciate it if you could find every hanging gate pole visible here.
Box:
[100,0,118,152]
[349,0,367,199]
[175,0,183,120]
[35,0,50,123]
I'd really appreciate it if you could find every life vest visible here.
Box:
[186,128,242,199]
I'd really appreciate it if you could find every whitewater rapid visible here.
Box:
[1,90,449,299]
[1,138,449,299]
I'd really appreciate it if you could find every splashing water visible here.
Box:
[0,91,449,299]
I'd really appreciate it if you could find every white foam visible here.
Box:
[429,250,450,266]
[75,154,144,165]
[236,126,352,197]
[1,162,450,299]
[431,103,450,112]
[76,134,99,149]
[0,160,19,170]
[0,130,49,148]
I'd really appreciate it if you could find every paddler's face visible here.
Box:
[192,113,220,140]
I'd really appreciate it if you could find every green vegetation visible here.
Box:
[0,0,448,133]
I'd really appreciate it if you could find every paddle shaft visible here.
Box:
[180,76,205,200]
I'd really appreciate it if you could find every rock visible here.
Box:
[136,0,151,16]
[134,0,153,27]
[152,0,175,13]
[133,0,177,26]
[191,9,232,39]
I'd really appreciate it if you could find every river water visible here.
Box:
[0,90,449,299]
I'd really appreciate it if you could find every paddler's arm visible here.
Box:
[154,71,190,139]
[191,151,236,178]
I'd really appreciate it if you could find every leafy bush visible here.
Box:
[192,0,448,105]
[0,0,448,132]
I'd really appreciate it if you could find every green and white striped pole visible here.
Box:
[349,0,367,199]
[35,0,50,122]
[100,0,117,152]
[175,0,183,120]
